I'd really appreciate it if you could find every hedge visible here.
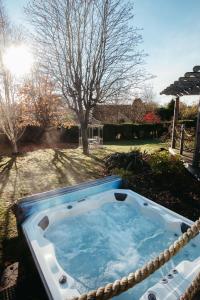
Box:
[0,120,195,146]
[52,121,197,143]
[59,124,169,143]
[102,123,169,141]
[60,126,79,143]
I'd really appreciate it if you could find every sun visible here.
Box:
[3,45,34,77]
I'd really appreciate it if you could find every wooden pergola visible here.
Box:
[161,65,200,167]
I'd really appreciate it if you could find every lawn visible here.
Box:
[0,139,166,270]
[104,139,167,153]
[1,139,200,300]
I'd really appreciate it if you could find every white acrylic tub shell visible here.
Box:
[140,257,200,300]
[22,189,199,300]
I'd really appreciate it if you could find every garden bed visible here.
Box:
[104,150,200,221]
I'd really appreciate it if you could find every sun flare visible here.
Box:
[3,45,33,77]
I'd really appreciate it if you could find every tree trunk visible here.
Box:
[81,124,89,155]
[12,140,18,155]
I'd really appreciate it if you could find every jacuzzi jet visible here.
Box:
[161,278,168,284]
[114,193,127,201]
[167,274,173,279]
[172,269,178,274]
[143,202,148,206]
[59,275,67,284]
[67,205,73,209]
[148,293,157,300]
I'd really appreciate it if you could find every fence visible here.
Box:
[174,125,196,155]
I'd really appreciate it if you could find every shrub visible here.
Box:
[110,168,133,178]
[105,150,185,181]
[148,152,185,176]
[143,112,161,124]
[104,149,150,174]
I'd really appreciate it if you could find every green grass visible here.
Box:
[0,139,166,269]
[104,139,167,153]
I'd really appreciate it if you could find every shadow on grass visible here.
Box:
[0,156,20,273]
[0,156,19,233]
[0,156,17,196]
[51,149,103,186]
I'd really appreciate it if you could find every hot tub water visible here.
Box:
[45,201,199,300]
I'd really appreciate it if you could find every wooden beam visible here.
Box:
[171,97,179,149]
[173,82,199,94]
[193,66,200,72]
[161,66,200,96]
[192,100,200,167]
[185,72,200,78]
[179,77,200,83]
[161,84,200,96]
[174,80,197,88]
[160,90,180,96]
[180,124,185,155]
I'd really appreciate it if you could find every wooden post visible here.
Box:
[79,126,82,147]
[101,126,103,144]
[171,97,180,149]
[98,127,100,143]
[180,124,185,155]
[192,100,200,167]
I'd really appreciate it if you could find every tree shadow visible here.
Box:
[88,153,104,163]
[0,156,19,273]
[0,156,17,198]
[88,147,116,163]
[51,149,102,185]
[0,156,19,241]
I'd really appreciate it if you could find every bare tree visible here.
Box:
[140,84,156,103]
[0,78,25,154]
[0,2,26,154]
[140,83,158,112]
[26,0,145,154]
[130,98,146,123]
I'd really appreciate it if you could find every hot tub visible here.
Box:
[18,176,200,300]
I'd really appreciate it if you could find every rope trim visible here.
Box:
[72,218,200,300]
[180,270,200,300]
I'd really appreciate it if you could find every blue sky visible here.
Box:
[134,0,200,103]
[7,0,200,104]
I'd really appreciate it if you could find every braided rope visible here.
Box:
[72,218,200,300]
[180,270,200,300]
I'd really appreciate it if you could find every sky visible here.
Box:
[6,0,200,105]
[134,0,200,104]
